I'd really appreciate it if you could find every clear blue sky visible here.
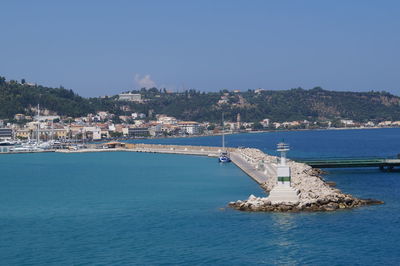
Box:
[1,0,399,97]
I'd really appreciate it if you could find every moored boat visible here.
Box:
[218,113,231,163]
[218,151,231,163]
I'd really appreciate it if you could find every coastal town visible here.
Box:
[2,1,400,265]
[0,90,393,212]
[1,91,400,144]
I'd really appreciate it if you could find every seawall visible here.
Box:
[228,148,383,212]
[57,143,234,157]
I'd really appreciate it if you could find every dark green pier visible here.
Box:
[295,156,400,171]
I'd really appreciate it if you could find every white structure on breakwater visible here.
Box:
[277,142,290,186]
[266,143,299,204]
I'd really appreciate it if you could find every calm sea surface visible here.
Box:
[0,128,399,265]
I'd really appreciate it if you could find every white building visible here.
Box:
[341,119,355,126]
[260,118,270,128]
[378,121,392,127]
[365,121,375,127]
[273,122,281,129]
[158,115,177,125]
[83,126,102,140]
[131,113,146,119]
[35,115,60,122]
[178,122,203,135]
[149,124,163,136]
[97,111,109,120]
[134,120,145,126]
[122,127,129,136]
[118,93,142,102]
[226,122,238,131]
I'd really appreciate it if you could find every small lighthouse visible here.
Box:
[277,142,291,186]
[267,142,299,204]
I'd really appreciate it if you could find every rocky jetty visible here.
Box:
[229,194,383,212]
[229,148,384,212]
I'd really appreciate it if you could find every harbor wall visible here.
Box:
[124,143,236,152]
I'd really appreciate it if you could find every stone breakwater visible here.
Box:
[229,148,383,212]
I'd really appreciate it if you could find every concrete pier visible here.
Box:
[56,143,231,157]
[229,151,268,184]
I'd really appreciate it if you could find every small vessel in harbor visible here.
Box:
[218,151,231,163]
[218,114,231,163]
[0,140,15,153]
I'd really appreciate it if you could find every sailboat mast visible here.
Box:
[51,119,54,141]
[222,113,225,149]
[37,103,40,144]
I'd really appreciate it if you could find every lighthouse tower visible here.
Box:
[267,142,299,204]
[277,142,291,187]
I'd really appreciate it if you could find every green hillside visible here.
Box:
[1,76,400,123]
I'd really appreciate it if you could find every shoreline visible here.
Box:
[101,126,400,143]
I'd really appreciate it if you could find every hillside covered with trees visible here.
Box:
[1,76,400,123]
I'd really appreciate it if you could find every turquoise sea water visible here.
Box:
[0,128,399,265]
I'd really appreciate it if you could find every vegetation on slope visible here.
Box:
[1,76,400,123]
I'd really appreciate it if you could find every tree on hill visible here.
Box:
[1,75,400,123]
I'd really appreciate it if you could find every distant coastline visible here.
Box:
[100,126,400,143]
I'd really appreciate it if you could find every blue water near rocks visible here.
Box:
[0,128,399,265]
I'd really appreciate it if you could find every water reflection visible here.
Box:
[264,213,302,265]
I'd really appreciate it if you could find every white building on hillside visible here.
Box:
[158,115,177,125]
[341,119,355,126]
[118,93,142,102]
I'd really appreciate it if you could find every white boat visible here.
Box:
[218,151,231,163]
[218,114,231,163]
[0,141,15,153]
[0,140,14,146]
[11,145,43,152]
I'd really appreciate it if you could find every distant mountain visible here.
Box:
[1,76,400,123]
